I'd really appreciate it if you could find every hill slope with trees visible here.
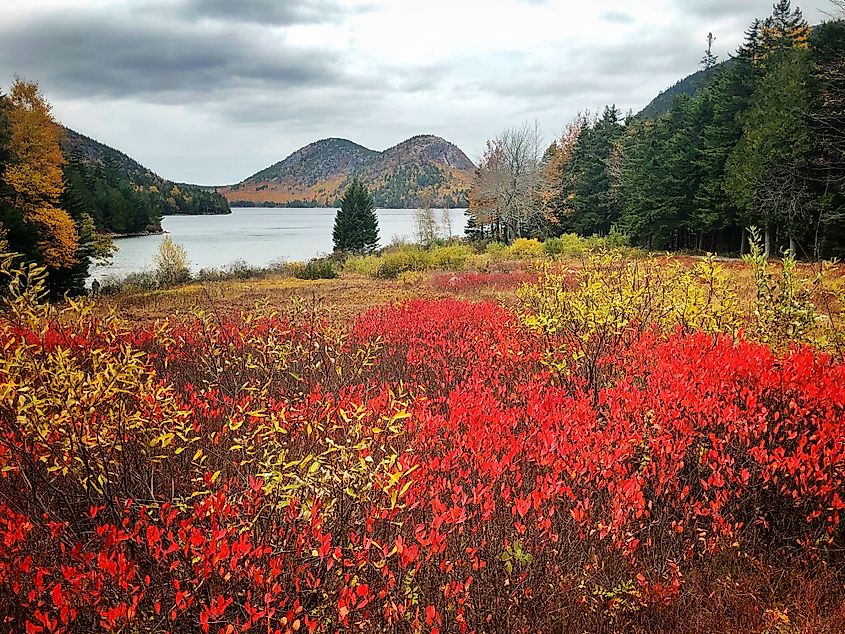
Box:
[61,128,231,236]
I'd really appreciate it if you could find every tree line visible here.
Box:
[468,1,845,259]
[64,159,230,235]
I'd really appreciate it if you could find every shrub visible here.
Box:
[429,244,473,271]
[153,236,191,287]
[2,255,845,633]
[118,270,159,291]
[543,233,586,257]
[377,245,431,279]
[585,226,631,252]
[293,257,338,280]
[743,227,821,351]
[485,241,508,259]
[508,238,543,259]
[519,254,741,390]
[344,254,382,278]
[397,270,426,285]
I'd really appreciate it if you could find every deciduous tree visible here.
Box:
[1,78,78,269]
[468,122,544,242]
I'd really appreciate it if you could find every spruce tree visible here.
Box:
[726,1,813,257]
[808,20,845,258]
[332,178,379,253]
[567,105,624,236]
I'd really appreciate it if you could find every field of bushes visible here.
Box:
[1,243,845,633]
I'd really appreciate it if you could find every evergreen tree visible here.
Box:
[332,178,379,253]
[694,57,760,252]
[619,117,672,246]
[701,32,719,69]
[565,106,625,235]
[760,0,811,65]
[726,2,813,257]
[807,20,845,258]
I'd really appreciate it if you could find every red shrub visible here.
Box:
[1,299,844,632]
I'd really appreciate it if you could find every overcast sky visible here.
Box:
[0,0,832,185]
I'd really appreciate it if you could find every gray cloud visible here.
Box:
[680,0,764,19]
[593,32,702,79]
[0,0,827,184]
[0,10,347,102]
[177,0,368,26]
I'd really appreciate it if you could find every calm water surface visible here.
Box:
[90,207,467,282]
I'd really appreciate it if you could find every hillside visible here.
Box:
[219,134,475,208]
[638,63,729,119]
[61,128,231,235]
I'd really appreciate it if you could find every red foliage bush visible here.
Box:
[429,272,539,293]
[1,298,844,632]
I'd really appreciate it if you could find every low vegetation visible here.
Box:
[1,239,844,632]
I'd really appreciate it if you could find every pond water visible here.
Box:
[89,207,467,282]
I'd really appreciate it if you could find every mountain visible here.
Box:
[638,63,729,119]
[219,134,475,208]
[61,128,231,235]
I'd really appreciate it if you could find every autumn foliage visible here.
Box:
[2,80,78,269]
[1,256,844,632]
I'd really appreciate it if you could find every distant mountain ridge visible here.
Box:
[62,128,149,178]
[219,134,476,208]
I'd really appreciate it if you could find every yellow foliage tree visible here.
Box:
[2,78,78,268]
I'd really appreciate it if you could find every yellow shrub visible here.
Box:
[508,238,543,259]
[519,255,742,342]
[430,245,473,271]
[377,246,431,279]
[345,255,382,278]
[398,270,426,285]
[542,234,586,257]
[485,242,509,260]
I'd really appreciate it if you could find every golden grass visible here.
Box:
[97,255,844,332]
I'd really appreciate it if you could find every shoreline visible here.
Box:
[105,229,167,240]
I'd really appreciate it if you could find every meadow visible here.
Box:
[1,244,845,633]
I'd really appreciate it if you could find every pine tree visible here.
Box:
[333,178,379,253]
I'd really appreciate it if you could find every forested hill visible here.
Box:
[638,63,730,118]
[219,134,475,208]
[61,128,231,235]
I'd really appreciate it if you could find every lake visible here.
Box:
[89,207,467,282]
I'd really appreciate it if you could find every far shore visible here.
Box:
[104,229,167,240]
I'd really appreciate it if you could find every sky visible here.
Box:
[0,0,832,185]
